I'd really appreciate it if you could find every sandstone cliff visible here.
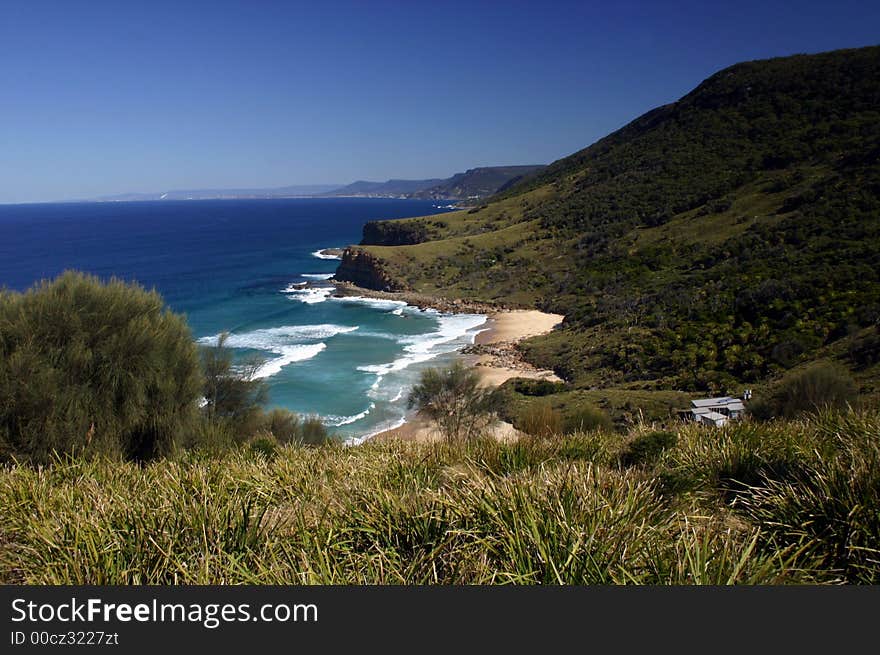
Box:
[334,248,408,292]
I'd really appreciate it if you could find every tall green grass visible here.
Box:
[1,411,876,584]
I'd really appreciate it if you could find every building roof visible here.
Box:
[699,411,728,424]
[691,396,739,408]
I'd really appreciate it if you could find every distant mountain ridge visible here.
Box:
[322,165,547,201]
[409,166,546,200]
[86,164,546,203]
[323,179,446,198]
[93,184,342,202]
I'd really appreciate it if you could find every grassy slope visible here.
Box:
[348,46,880,408]
[3,411,877,584]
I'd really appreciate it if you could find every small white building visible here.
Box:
[690,396,747,426]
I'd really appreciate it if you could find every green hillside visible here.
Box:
[340,46,880,405]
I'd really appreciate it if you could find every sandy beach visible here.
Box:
[370,308,564,444]
[469,310,564,387]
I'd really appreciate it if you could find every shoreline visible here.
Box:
[465,309,564,388]
[332,280,504,315]
[332,282,564,443]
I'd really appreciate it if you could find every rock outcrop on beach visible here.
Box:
[462,342,547,374]
[332,279,503,314]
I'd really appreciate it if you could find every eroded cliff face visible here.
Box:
[334,248,408,292]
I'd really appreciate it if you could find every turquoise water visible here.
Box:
[0,198,486,439]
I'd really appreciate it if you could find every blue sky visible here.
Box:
[1,0,878,202]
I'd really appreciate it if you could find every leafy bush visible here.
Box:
[563,404,614,434]
[200,332,268,437]
[248,433,279,459]
[409,362,502,442]
[621,430,678,467]
[849,327,880,370]
[0,271,202,463]
[299,416,331,446]
[752,362,858,419]
[259,408,301,444]
[512,378,567,396]
[178,415,236,454]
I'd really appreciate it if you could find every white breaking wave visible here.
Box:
[324,403,375,427]
[198,324,358,349]
[197,324,357,379]
[312,249,342,260]
[283,286,333,304]
[346,415,407,445]
[301,273,335,280]
[357,313,487,380]
[253,343,326,379]
[330,295,408,311]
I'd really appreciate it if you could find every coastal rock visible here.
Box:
[463,342,542,372]
[331,280,504,314]
[318,247,344,258]
[335,248,408,292]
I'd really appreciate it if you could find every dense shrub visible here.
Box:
[512,378,567,396]
[259,408,301,444]
[200,332,268,438]
[298,415,332,446]
[248,433,279,459]
[751,362,858,420]
[361,219,432,246]
[849,327,880,369]
[0,272,202,463]
[621,430,678,467]
[517,401,564,438]
[373,48,880,392]
[563,404,614,434]
[409,362,502,442]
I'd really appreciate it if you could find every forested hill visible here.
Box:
[409,166,546,200]
[338,45,880,399]
[324,166,545,200]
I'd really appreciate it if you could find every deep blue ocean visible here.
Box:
[0,198,486,440]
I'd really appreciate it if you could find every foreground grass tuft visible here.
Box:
[1,411,877,584]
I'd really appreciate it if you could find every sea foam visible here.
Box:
[324,403,376,427]
[282,285,333,304]
[311,249,342,260]
[330,295,408,312]
[345,416,408,445]
[357,313,486,382]
[253,343,326,379]
[197,324,357,379]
